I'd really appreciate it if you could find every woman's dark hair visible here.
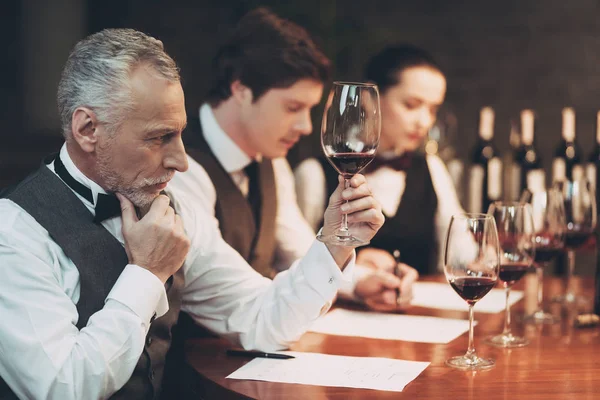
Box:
[365,44,444,94]
[206,7,330,105]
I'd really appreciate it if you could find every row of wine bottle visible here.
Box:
[467,106,600,214]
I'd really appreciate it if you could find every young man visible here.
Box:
[0,28,383,399]
[171,8,417,311]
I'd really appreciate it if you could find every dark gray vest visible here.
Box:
[184,117,278,278]
[1,158,184,399]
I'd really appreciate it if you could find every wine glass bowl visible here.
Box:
[485,202,535,348]
[552,179,597,305]
[521,188,566,324]
[318,81,381,247]
[444,213,500,370]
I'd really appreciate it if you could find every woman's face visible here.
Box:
[379,66,446,153]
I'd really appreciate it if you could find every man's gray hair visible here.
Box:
[57,28,180,138]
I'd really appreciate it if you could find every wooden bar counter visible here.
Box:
[183,275,600,399]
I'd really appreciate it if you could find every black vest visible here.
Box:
[1,158,184,399]
[184,117,278,278]
[319,153,438,275]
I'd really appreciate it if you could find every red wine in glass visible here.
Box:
[534,244,564,264]
[317,81,380,247]
[565,228,594,249]
[450,277,496,305]
[499,262,530,286]
[327,152,375,178]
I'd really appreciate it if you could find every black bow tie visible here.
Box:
[365,153,413,173]
[53,155,122,223]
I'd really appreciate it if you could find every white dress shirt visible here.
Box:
[295,154,465,270]
[0,145,354,400]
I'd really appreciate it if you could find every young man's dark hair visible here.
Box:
[206,7,331,105]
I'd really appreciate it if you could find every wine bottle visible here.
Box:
[505,119,521,201]
[586,111,600,193]
[553,107,583,182]
[515,109,545,194]
[468,107,502,213]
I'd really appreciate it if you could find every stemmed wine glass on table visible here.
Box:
[485,202,535,348]
[317,81,381,246]
[521,188,566,324]
[552,179,597,306]
[444,213,500,370]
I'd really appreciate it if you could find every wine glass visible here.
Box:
[485,202,535,348]
[444,213,500,370]
[521,188,566,324]
[317,81,381,247]
[552,179,597,305]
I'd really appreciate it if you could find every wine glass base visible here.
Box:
[523,310,560,324]
[316,234,370,247]
[551,293,590,307]
[484,333,529,348]
[445,355,495,371]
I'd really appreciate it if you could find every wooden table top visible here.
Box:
[185,274,600,399]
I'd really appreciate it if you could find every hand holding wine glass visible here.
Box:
[485,202,535,347]
[321,174,385,263]
[444,213,500,370]
[318,81,381,247]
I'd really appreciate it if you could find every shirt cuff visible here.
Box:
[337,263,372,300]
[299,240,355,303]
[106,264,169,324]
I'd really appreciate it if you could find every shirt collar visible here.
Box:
[199,103,258,173]
[57,144,109,207]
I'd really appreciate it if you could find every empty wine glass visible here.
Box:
[444,213,500,370]
[521,188,566,324]
[317,81,381,247]
[485,202,535,347]
[552,178,597,305]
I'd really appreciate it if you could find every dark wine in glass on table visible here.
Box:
[521,188,566,324]
[444,213,500,370]
[450,277,497,303]
[327,153,375,178]
[553,179,597,305]
[485,202,535,348]
[318,81,381,246]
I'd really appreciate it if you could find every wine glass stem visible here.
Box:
[566,250,576,300]
[503,287,512,336]
[466,304,476,358]
[536,266,544,313]
[339,178,351,235]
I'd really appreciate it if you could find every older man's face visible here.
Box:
[95,64,188,208]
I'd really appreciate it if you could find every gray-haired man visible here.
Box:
[0,28,383,399]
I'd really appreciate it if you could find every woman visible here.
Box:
[295,44,464,275]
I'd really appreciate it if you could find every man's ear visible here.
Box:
[71,107,99,153]
[230,80,253,105]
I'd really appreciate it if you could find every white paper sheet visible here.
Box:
[411,282,523,313]
[309,309,472,344]
[227,351,430,392]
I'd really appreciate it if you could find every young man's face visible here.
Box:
[94,64,188,207]
[239,78,324,159]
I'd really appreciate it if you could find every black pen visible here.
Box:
[393,249,403,305]
[226,349,295,360]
